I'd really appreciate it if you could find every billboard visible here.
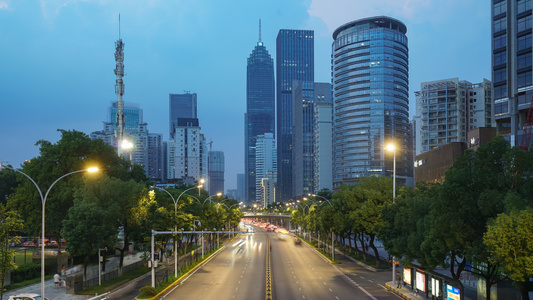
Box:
[416,269,426,292]
[446,284,460,300]
[403,268,412,285]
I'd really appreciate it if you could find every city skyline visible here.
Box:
[0,0,490,190]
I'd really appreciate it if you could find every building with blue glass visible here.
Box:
[331,16,410,187]
[276,29,314,201]
[169,92,197,139]
[491,0,533,149]
[245,30,275,203]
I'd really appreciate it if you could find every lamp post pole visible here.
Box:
[98,247,107,286]
[387,144,397,286]
[153,185,200,278]
[0,165,98,299]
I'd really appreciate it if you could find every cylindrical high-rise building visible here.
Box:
[332,16,410,187]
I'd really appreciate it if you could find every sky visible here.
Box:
[0,0,491,190]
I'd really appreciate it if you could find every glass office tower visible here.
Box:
[492,0,533,148]
[331,16,410,187]
[169,92,197,139]
[245,37,275,203]
[276,29,314,201]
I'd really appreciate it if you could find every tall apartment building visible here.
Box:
[414,78,493,155]
[261,178,275,208]
[255,133,277,202]
[276,29,314,201]
[169,92,197,139]
[492,0,533,148]
[313,83,333,193]
[172,118,203,182]
[208,151,225,195]
[331,17,411,187]
[245,23,275,203]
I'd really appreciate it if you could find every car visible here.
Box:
[8,293,48,300]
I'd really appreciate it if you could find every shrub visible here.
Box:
[139,285,158,297]
[10,263,40,283]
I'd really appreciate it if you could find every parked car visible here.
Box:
[8,293,48,300]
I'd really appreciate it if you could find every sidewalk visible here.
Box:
[3,253,142,300]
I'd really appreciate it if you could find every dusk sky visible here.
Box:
[0,0,490,190]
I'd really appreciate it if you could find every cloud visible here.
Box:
[308,0,463,33]
[0,1,8,10]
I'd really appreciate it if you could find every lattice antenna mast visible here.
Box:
[114,14,126,149]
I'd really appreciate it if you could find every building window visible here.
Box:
[517,0,532,14]
[494,34,507,50]
[517,15,532,32]
[517,34,532,51]
[494,68,507,82]
[495,101,508,114]
[494,50,507,66]
[494,17,507,32]
[517,53,532,69]
[517,71,532,87]
[494,0,507,15]
[494,84,507,99]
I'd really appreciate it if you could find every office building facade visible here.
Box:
[291,81,315,197]
[169,92,197,139]
[255,133,277,202]
[414,78,493,155]
[331,16,410,186]
[208,151,225,195]
[492,0,533,148]
[245,33,275,203]
[313,83,333,193]
[276,29,314,201]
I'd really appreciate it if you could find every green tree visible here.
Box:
[62,201,115,280]
[7,129,134,237]
[0,166,18,206]
[0,204,23,300]
[484,208,533,300]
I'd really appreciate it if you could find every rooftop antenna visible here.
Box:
[259,19,262,43]
[119,13,121,40]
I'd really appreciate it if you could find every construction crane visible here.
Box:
[519,96,533,151]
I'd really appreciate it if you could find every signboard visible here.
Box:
[446,284,460,300]
[403,268,412,285]
[431,278,440,297]
[416,269,426,292]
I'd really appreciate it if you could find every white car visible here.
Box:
[8,293,47,300]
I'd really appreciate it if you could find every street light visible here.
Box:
[386,143,397,286]
[199,178,205,196]
[0,164,98,299]
[151,185,200,278]
[121,139,134,166]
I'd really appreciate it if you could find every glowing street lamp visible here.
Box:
[0,164,98,299]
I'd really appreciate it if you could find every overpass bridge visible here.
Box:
[241,213,293,230]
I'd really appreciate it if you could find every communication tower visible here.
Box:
[114,14,126,149]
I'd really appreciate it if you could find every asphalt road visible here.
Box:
[160,230,266,300]
[156,225,404,300]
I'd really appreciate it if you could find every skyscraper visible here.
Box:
[255,133,277,202]
[245,21,275,203]
[169,92,197,139]
[332,17,410,187]
[291,80,315,197]
[276,29,314,201]
[208,151,225,195]
[313,83,333,193]
[491,1,533,148]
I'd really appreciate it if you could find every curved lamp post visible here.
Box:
[0,164,98,299]
[151,185,201,278]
